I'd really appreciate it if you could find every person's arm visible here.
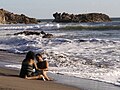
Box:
[33,61,39,70]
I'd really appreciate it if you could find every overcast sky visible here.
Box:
[0,0,120,19]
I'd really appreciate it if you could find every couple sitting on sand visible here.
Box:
[19,51,52,81]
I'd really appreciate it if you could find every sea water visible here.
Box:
[0,20,120,86]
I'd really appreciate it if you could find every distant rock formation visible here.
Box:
[53,12,111,23]
[0,9,38,24]
[0,9,5,24]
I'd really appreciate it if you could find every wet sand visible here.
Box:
[0,51,80,90]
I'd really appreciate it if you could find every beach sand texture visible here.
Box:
[0,51,80,90]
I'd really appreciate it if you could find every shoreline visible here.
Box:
[0,50,120,90]
[0,67,80,90]
[0,50,80,90]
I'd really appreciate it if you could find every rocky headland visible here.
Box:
[53,12,111,23]
[0,9,38,24]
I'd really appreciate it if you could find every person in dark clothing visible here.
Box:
[19,51,45,80]
[36,53,52,81]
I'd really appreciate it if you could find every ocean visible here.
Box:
[0,18,120,87]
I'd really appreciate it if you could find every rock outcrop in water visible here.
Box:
[14,31,53,38]
[53,12,111,23]
[0,9,38,24]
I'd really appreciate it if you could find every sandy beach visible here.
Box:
[0,51,80,90]
[0,51,120,90]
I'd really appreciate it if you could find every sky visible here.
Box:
[0,0,120,19]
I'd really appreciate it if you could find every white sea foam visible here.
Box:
[5,64,21,70]
[0,23,61,30]
[0,23,120,86]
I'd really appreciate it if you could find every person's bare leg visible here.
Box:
[42,71,51,81]
[25,75,46,81]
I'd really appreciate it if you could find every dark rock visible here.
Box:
[13,31,53,38]
[40,31,53,38]
[0,9,5,24]
[14,31,40,35]
[0,9,39,24]
[42,33,53,38]
[41,31,46,35]
[53,12,111,23]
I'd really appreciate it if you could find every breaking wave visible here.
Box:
[0,21,120,86]
[0,21,120,31]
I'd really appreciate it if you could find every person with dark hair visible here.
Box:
[19,51,45,80]
[36,53,52,81]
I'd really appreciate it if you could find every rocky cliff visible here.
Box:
[0,10,5,24]
[53,12,111,23]
[0,9,38,24]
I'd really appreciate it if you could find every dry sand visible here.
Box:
[0,51,80,90]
